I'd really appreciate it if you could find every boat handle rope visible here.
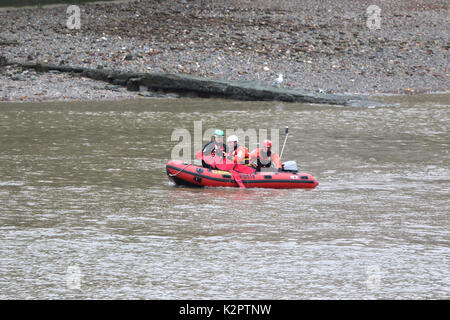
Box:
[168,164,192,177]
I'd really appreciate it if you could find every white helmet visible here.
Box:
[226,135,239,143]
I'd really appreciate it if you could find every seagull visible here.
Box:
[272,73,283,87]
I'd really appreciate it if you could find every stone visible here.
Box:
[105,84,120,91]
[11,75,25,81]
[0,55,7,67]
[126,78,141,91]
[112,79,127,86]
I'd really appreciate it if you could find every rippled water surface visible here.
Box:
[0,95,449,299]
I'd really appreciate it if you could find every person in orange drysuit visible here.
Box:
[225,135,250,166]
[249,139,282,171]
[219,135,254,175]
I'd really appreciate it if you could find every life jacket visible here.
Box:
[257,149,272,168]
[250,148,281,169]
[200,141,227,169]
[230,144,250,165]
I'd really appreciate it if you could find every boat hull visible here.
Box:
[166,160,319,189]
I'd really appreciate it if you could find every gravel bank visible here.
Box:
[0,0,449,102]
[0,64,143,102]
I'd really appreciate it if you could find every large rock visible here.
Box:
[140,73,355,105]
[13,61,387,106]
[126,78,141,92]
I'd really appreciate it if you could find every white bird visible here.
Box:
[272,73,283,86]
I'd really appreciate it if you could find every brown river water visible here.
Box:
[0,94,448,299]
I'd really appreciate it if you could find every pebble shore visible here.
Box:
[0,0,449,102]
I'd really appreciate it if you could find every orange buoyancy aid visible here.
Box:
[249,148,282,169]
[229,145,250,165]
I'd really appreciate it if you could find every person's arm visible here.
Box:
[214,144,225,158]
[249,149,259,160]
[234,147,245,163]
[272,153,282,169]
[225,148,234,161]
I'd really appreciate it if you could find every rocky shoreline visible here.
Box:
[0,0,449,103]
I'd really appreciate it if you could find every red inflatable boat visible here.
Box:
[166,160,319,189]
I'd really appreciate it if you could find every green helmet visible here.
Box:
[214,129,224,137]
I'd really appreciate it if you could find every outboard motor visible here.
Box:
[282,161,298,173]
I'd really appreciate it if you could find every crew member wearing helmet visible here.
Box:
[195,129,228,169]
[249,139,282,170]
[226,135,250,166]
[213,134,254,175]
